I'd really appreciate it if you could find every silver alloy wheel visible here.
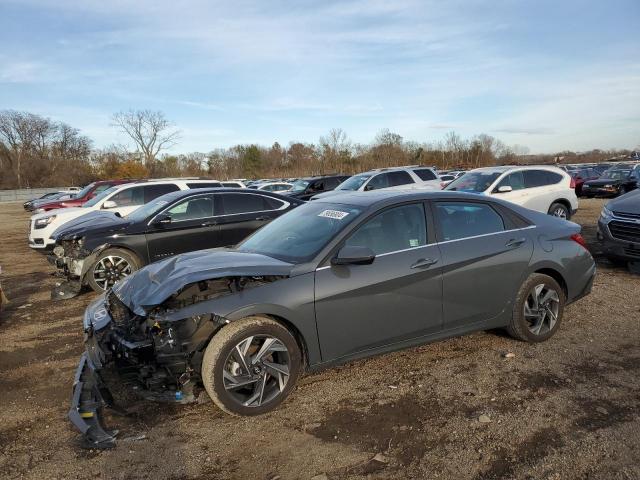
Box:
[552,206,567,218]
[92,255,133,290]
[223,335,290,408]
[524,283,560,335]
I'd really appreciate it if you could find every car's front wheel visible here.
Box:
[87,248,141,293]
[201,316,302,416]
[507,273,565,342]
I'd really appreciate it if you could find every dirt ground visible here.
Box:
[0,199,639,480]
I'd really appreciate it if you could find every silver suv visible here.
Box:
[312,166,441,200]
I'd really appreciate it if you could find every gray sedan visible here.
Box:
[70,190,595,447]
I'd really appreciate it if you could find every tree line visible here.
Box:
[0,109,633,189]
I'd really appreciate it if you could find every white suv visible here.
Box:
[29,179,221,250]
[311,166,441,200]
[445,166,578,219]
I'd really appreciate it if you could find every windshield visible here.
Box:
[237,202,363,263]
[290,179,310,192]
[83,186,118,208]
[336,174,371,191]
[73,182,96,198]
[125,196,172,222]
[602,169,630,180]
[445,171,502,192]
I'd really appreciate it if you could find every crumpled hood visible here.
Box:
[52,211,129,240]
[112,248,295,315]
[607,189,640,213]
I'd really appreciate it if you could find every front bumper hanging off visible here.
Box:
[68,352,118,449]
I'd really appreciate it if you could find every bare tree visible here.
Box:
[319,128,351,174]
[111,110,180,171]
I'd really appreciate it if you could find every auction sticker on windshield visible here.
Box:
[318,209,350,220]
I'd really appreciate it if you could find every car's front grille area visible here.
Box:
[609,221,640,243]
[107,291,134,326]
[614,211,640,221]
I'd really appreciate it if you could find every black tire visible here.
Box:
[86,248,141,293]
[507,273,566,343]
[548,202,570,220]
[202,316,302,416]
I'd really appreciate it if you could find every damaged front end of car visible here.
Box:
[69,266,288,448]
[49,239,105,300]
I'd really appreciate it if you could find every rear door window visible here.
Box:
[144,184,180,202]
[435,202,505,241]
[324,177,340,189]
[412,168,437,181]
[221,193,273,215]
[523,170,562,188]
[388,171,414,186]
[187,182,222,189]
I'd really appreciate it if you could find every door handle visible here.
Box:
[410,258,438,269]
[201,220,218,227]
[255,215,270,221]
[505,237,527,248]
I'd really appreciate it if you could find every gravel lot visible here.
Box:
[1,199,639,480]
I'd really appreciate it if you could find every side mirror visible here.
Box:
[331,245,376,266]
[496,185,513,193]
[102,200,117,209]
[364,184,375,191]
[151,213,172,226]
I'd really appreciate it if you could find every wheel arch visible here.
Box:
[550,198,572,211]
[222,305,317,367]
[533,267,568,299]
[81,243,143,286]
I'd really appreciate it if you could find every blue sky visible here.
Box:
[1,0,638,154]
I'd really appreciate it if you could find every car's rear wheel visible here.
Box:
[202,316,302,416]
[507,273,565,342]
[87,248,141,293]
[548,202,570,220]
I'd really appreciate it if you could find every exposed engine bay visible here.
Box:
[69,275,286,448]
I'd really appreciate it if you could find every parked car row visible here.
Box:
[49,188,302,297]
[559,162,640,198]
[15,169,606,448]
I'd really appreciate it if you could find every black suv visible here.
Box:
[49,188,303,297]
[284,174,350,200]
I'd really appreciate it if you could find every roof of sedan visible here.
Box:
[311,189,496,207]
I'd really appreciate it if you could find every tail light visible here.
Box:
[570,233,588,250]
[569,177,576,189]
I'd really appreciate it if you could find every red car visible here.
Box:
[570,168,599,197]
[34,179,137,212]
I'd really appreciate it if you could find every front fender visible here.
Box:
[155,272,322,366]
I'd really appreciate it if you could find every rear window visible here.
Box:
[435,202,505,241]
[413,168,437,181]
[187,182,222,189]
